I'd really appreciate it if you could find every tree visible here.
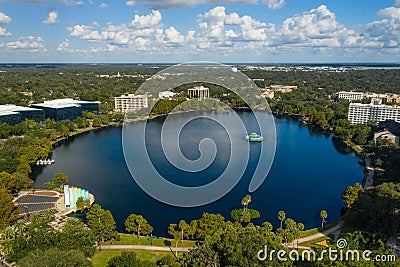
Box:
[107,251,156,267]
[342,183,363,208]
[53,173,68,188]
[76,196,87,211]
[124,214,153,238]
[261,221,273,232]
[19,248,92,267]
[0,188,19,228]
[346,182,400,236]
[320,210,328,227]
[278,210,286,229]
[184,224,290,266]
[13,172,32,190]
[92,117,102,127]
[168,223,181,257]
[230,208,260,223]
[13,219,27,236]
[178,220,189,243]
[86,204,117,247]
[16,162,31,175]
[241,195,252,212]
[44,181,55,190]
[0,172,16,191]
[195,213,225,239]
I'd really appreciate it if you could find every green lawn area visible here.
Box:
[299,219,341,238]
[91,250,182,267]
[91,250,164,267]
[101,234,197,248]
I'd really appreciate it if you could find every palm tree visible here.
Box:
[1,226,15,241]
[278,211,286,229]
[320,210,328,227]
[13,219,27,236]
[178,220,189,243]
[135,215,146,238]
[0,226,16,257]
[241,195,252,212]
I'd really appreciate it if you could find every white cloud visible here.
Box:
[395,0,400,6]
[99,3,108,8]
[43,11,58,25]
[377,7,400,19]
[0,27,11,37]
[68,24,102,42]
[0,12,11,24]
[5,36,45,51]
[123,0,284,9]
[262,0,285,10]
[62,4,400,59]
[130,10,162,29]
[197,6,274,46]
[362,7,400,48]
[164,26,185,45]
[56,39,70,51]
[62,0,84,6]
[279,5,356,48]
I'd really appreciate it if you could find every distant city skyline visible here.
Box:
[0,0,399,63]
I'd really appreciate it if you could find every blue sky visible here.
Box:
[0,0,399,63]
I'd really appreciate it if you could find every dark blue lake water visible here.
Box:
[34,111,363,236]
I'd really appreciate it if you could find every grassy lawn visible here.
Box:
[299,219,341,238]
[101,234,197,248]
[91,249,181,267]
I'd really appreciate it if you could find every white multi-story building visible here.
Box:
[158,91,174,99]
[336,91,364,101]
[188,86,209,99]
[114,94,148,112]
[348,99,400,124]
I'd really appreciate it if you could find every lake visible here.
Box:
[34,111,363,236]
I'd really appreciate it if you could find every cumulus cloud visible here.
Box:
[43,11,58,24]
[5,36,45,51]
[123,0,285,9]
[0,27,11,37]
[262,0,285,10]
[63,5,400,58]
[164,26,185,45]
[62,0,84,6]
[278,5,358,48]
[99,3,108,8]
[68,24,101,41]
[130,10,162,28]
[377,7,400,19]
[0,12,12,24]
[197,5,274,48]
[362,7,400,48]
[56,39,70,51]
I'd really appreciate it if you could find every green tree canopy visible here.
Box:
[124,213,153,238]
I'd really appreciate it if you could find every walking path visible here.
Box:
[100,245,192,252]
[363,155,375,188]
[286,221,345,249]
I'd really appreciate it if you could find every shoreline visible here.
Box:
[37,110,368,234]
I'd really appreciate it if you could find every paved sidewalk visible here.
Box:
[286,221,345,248]
[100,245,192,252]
